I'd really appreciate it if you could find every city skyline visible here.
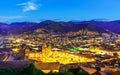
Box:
[0,0,120,23]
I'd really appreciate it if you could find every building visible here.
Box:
[25,43,96,64]
[34,62,60,73]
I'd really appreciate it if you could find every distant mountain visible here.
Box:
[8,22,38,34]
[71,20,120,34]
[0,23,9,35]
[42,21,107,33]
[94,20,120,33]
[0,20,120,35]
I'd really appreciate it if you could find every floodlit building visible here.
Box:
[25,43,96,64]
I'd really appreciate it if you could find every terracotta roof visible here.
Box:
[101,66,117,72]
[34,62,60,70]
[80,65,119,75]
[0,61,33,69]
[80,66,96,75]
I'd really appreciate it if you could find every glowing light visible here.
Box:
[12,48,19,52]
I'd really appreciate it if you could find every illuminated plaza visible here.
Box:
[25,44,96,64]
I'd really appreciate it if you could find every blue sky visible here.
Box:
[0,0,120,23]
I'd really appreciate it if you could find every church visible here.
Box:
[25,43,96,64]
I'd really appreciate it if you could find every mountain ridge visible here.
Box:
[0,20,120,35]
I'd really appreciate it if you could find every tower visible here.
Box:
[46,44,52,56]
[42,44,47,56]
[42,43,52,56]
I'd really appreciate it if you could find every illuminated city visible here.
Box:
[1,28,120,74]
[1,0,120,75]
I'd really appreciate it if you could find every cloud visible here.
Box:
[17,0,41,12]
[0,16,24,22]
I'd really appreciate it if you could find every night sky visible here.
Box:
[0,0,120,23]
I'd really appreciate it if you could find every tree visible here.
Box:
[77,70,89,75]
[67,68,89,75]
[21,63,37,75]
